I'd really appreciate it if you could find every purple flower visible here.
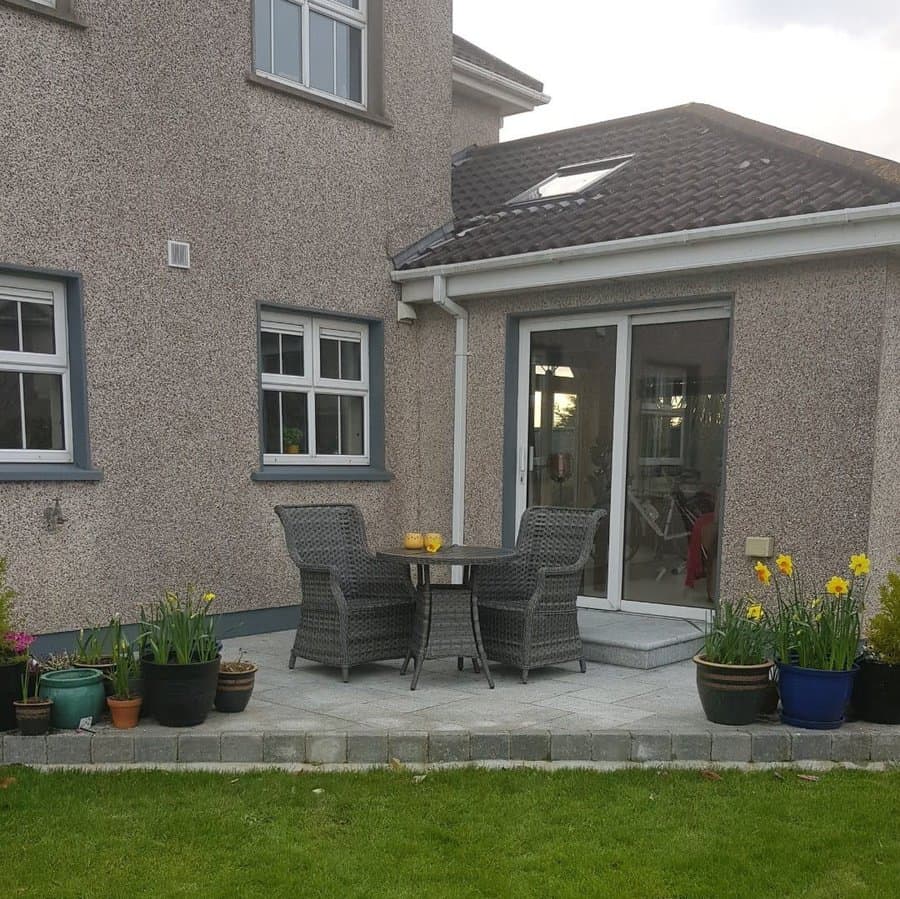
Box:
[8,632,34,653]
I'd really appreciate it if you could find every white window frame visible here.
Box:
[509,156,634,205]
[260,311,370,466]
[0,276,73,463]
[255,0,368,111]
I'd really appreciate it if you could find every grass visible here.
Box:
[1,766,899,898]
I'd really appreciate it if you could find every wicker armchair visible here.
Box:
[275,504,415,682]
[476,506,605,683]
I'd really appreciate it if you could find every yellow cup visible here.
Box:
[424,532,444,553]
[403,532,424,550]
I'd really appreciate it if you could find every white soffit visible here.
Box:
[392,203,900,302]
[451,57,550,116]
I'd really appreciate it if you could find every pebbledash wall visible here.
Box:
[428,253,900,605]
[0,0,456,633]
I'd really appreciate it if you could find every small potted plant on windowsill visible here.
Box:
[694,598,774,725]
[283,428,303,454]
[0,557,32,732]
[852,561,900,724]
[215,650,258,713]
[14,658,53,736]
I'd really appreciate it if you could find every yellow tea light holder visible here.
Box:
[424,533,444,553]
[403,532,424,550]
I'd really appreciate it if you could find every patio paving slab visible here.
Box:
[5,629,900,767]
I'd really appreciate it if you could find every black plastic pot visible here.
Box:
[851,657,900,724]
[694,655,775,725]
[214,665,258,713]
[0,661,26,731]
[141,656,220,727]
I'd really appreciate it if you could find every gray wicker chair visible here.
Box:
[476,506,605,683]
[275,504,415,682]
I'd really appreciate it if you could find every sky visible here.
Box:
[452,0,900,161]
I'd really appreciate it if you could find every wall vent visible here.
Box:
[167,240,191,269]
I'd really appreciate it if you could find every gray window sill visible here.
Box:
[0,0,86,27]
[251,465,393,483]
[245,72,392,129]
[0,463,103,482]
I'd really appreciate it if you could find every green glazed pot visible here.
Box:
[39,668,106,729]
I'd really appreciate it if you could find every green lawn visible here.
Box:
[1,767,899,898]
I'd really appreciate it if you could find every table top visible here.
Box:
[377,545,518,565]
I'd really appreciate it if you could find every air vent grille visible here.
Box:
[167,240,191,269]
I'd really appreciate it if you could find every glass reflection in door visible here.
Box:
[527,326,617,597]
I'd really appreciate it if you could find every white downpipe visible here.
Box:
[432,275,468,582]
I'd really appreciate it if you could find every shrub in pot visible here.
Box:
[14,658,52,736]
[852,564,900,724]
[694,598,774,725]
[215,652,258,713]
[140,586,220,727]
[0,556,32,731]
[766,552,867,730]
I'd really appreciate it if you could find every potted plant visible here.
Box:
[694,598,774,725]
[852,563,900,724]
[14,658,52,736]
[766,552,867,730]
[106,631,142,729]
[73,625,115,692]
[215,650,258,713]
[0,557,32,732]
[283,427,303,454]
[139,585,220,727]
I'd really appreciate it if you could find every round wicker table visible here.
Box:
[376,545,517,691]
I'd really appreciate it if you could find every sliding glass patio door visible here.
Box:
[516,305,730,616]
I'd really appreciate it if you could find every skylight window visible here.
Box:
[509,155,633,205]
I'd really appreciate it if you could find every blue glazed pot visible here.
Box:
[39,668,106,729]
[777,662,858,730]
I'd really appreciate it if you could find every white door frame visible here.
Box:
[515,302,730,618]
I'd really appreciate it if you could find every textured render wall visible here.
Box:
[460,255,891,603]
[867,256,900,587]
[451,94,502,152]
[0,0,453,631]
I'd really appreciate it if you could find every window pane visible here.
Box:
[261,331,280,374]
[282,333,304,376]
[22,372,64,450]
[335,21,362,102]
[0,371,22,448]
[273,0,301,82]
[281,390,308,453]
[253,0,272,72]
[320,338,340,379]
[263,390,281,453]
[314,393,339,454]
[340,395,364,455]
[339,340,361,380]
[309,11,335,95]
[21,302,55,354]
[0,300,18,351]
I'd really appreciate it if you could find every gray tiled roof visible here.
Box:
[396,103,900,270]
[452,34,544,93]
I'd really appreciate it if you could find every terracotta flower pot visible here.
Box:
[14,697,53,736]
[107,695,143,729]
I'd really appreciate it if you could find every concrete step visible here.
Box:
[578,609,706,669]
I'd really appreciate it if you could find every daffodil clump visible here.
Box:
[759,552,868,672]
[702,598,770,666]
[139,585,219,665]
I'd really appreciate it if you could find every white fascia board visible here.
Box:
[392,203,900,302]
[451,57,550,115]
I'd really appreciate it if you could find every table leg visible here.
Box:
[400,563,423,676]
[410,565,432,691]
[469,583,494,689]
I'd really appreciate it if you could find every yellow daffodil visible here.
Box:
[810,597,821,609]
[746,603,764,621]
[849,553,870,577]
[202,592,215,603]
[754,561,772,586]
[775,554,793,577]
[825,576,850,597]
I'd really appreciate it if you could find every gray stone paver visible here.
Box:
[307,733,347,765]
[470,732,509,760]
[550,732,592,761]
[711,732,752,762]
[221,733,263,763]
[672,732,711,761]
[632,731,671,762]
[429,732,470,763]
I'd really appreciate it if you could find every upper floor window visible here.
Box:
[0,277,72,463]
[260,310,369,465]
[253,0,366,108]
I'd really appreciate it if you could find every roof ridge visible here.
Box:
[684,103,900,190]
